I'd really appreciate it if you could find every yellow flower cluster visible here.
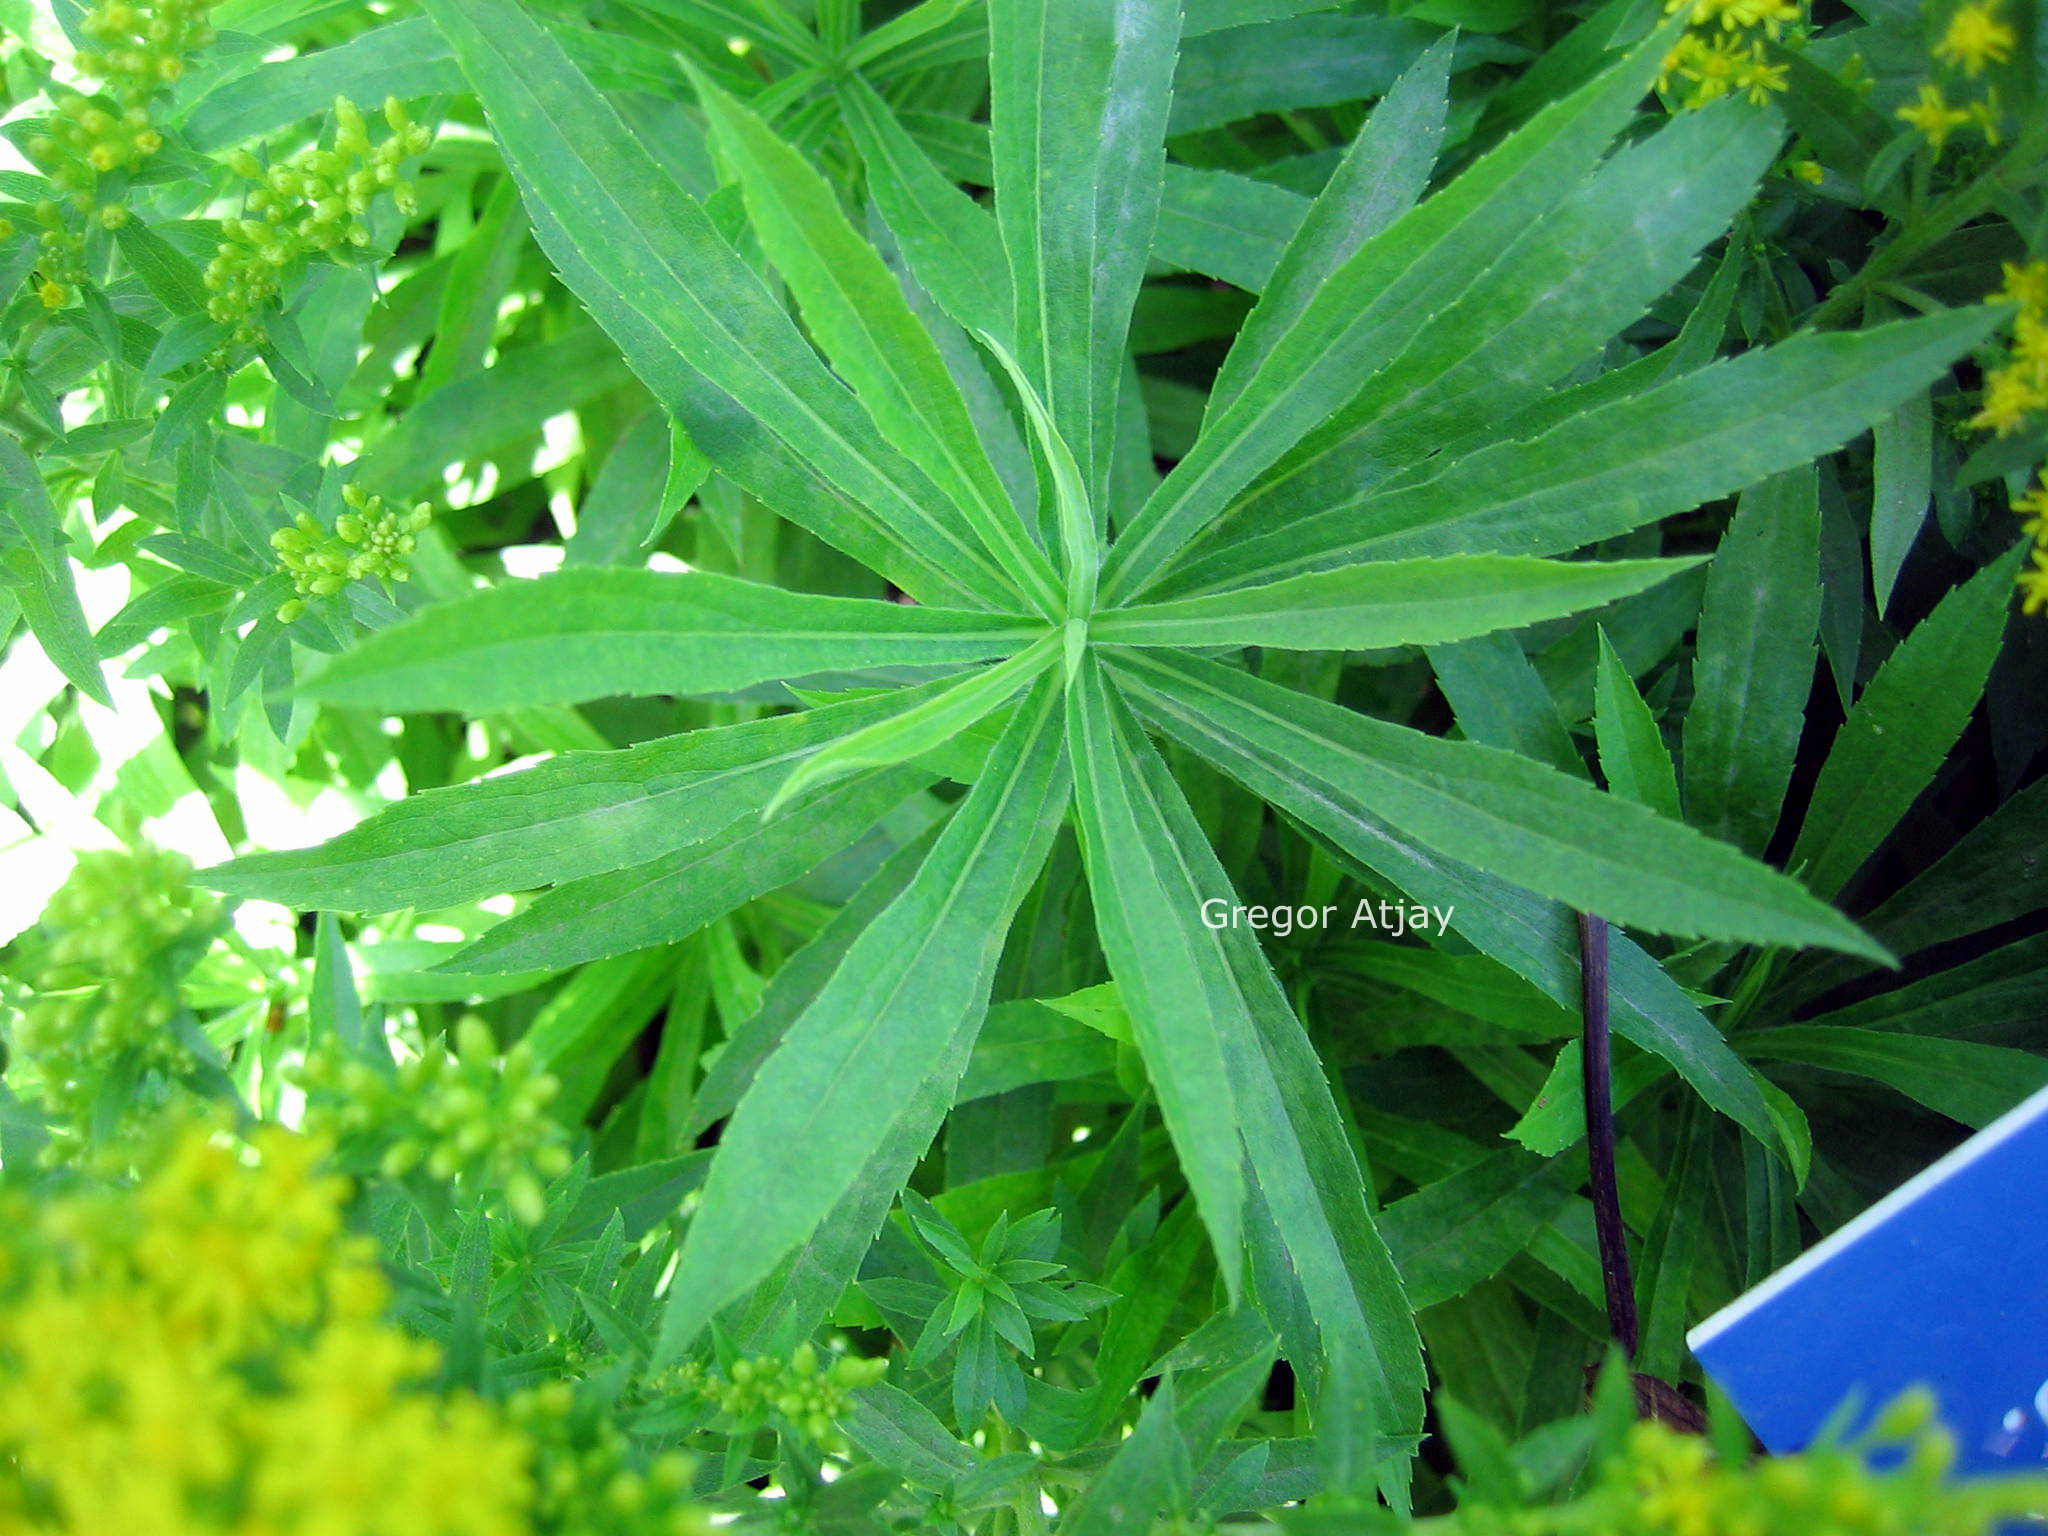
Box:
[673,1343,888,1446]
[1971,261,2048,436]
[2014,470,2048,615]
[21,0,215,306]
[5,845,217,1159]
[1958,261,2048,618]
[0,1116,533,1534]
[294,1015,571,1223]
[1897,2,2015,155]
[271,481,433,622]
[208,96,431,347]
[1423,1393,2048,1536]
[1658,0,1801,110]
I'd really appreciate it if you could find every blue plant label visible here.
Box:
[1690,1081,2048,1514]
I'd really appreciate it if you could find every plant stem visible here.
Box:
[1579,911,1639,1361]
[1810,124,2048,331]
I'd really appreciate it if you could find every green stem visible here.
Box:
[1810,125,2048,330]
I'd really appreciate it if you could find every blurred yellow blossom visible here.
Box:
[1994,260,2048,317]
[2020,548,2048,615]
[1661,0,1803,109]
[0,1114,534,1534]
[2014,468,2048,542]
[1935,0,2016,74]
[1898,81,1974,152]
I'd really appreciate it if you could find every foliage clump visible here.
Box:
[294,1014,571,1222]
[3,844,218,1160]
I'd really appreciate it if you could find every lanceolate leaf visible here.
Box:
[978,331,1101,626]
[1379,1148,1579,1310]
[1787,546,2022,901]
[0,432,109,706]
[1153,165,1308,293]
[444,764,933,973]
[1155,308,2004,601]
[694,74,1060,618]
[657,675,1071,1361]
[1593,628,1682,822]
[989,0,1181,514]
[1092,556,1699,652]
[1741,1027,2048,1128]
[1102,20,1678,602]
[1207,36,1450,414]
[840,75,1013,347]
[204,678,973,912]
[1066,662,1248,1291]
[1204,97,1780,563]
[1107,649,1884,959]
[1070,660,1427,1464]
[764,630,1062,814]
[1683,468,1822,856]
[298,568,1045,712]
[421,0,1026,610]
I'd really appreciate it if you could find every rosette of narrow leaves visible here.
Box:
[875,1196,1116,1430]
[208,0,1999,1495]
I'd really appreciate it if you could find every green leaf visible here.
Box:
[443,765,932,973]
[358,328,632,503]
[1169,14,1442,134]
[563,409,698,568]
[1790,778,2048,1006]
[976,328,1099,631]
[1103,21,1677,602]
[989,0,1181,510]
[1157,308,2004,601]
[1058,1376,1192,1536]
[1070,658,1427,1454]
[1793,932,2048,1047]
[1202,97,1780,571]
[0,431,108,705]
[1593,627,1681,821]
[1788,545,2022,901]
[1107,648,1819,1155]
[1153,165,1308,293]
[1379,1149,1578,1310]
[1209,36,1450,415]
[1682,467,1822,857]
[1066,661,1248,1292]
[694,72,1060,618]
[298,568,1045,713]
[687,825,938,1141]
[417,177,528,399]
[204,682,960,912]
[1428,631,1582,777]
[113,219,210,316]
[1740,1027,2048,1129]
[421,0,1028,609]
[1095,556,1699,652]
[764,630,1060,815]
[656,675,1070,1360]
[178,16,463,150]
[1869,388,1932,616]
[1634,1103,1711,1380]
[839,74,1012,346]
[1107,649,1881,958]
